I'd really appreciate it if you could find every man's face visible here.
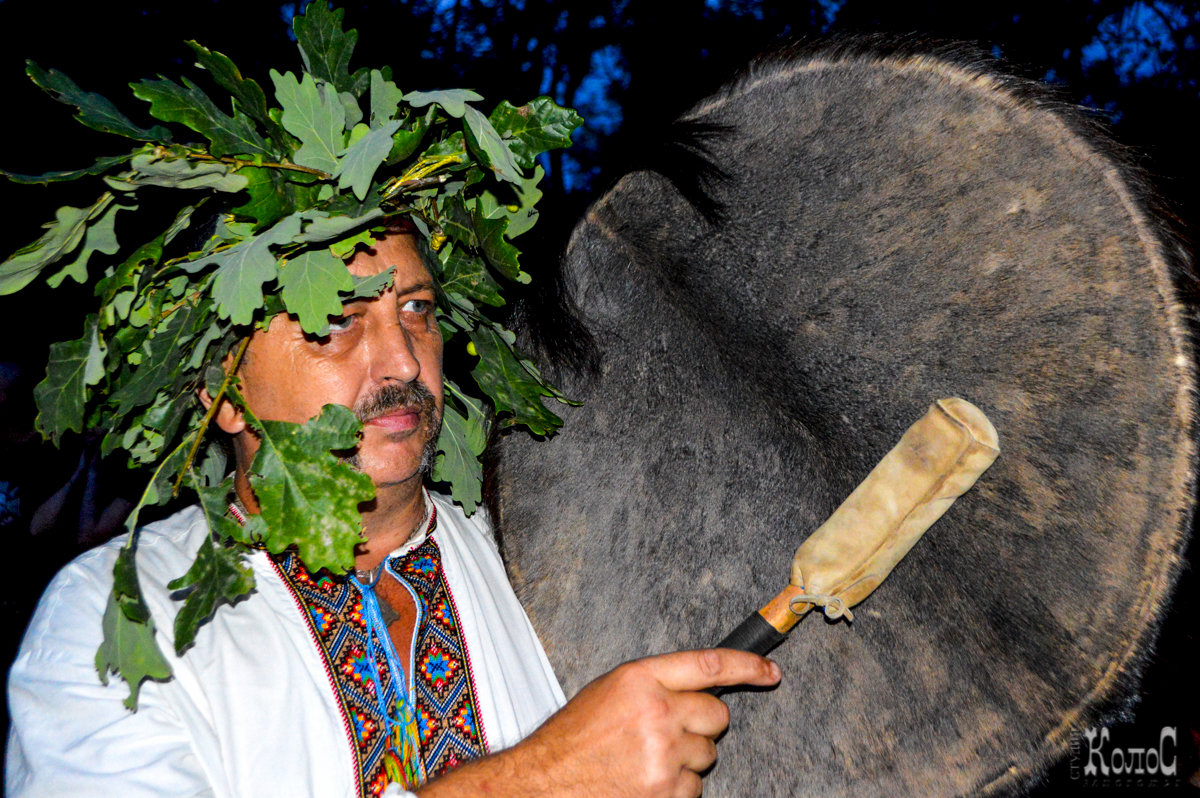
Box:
[236,233,444,488]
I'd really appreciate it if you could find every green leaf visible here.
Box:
[95,545,173,710]
[209,234,290,326]
[27,61,170,141]
[344,267,394,300]
[132,77,271,158]
[34,315,102,444]
[463,106,522,184]
[188,214,302,326]
[167,531,255,655]
[167,275,190,298]
[140,385,190,441]
[187,324,225,370]
[187,474,244,539]
[230,167,290,229]
[370,69,403,126]
[421,129,466,160]
[231,168,319,230]
[185,41,286,144]
[98,234,160,293]
[438,245,503,307]
[347,122,369,149]
[271,70,346,175]
[404,89,483,119]
[95,584,172,710]
[119,388,191,466]
[109,303,206,417]
[440,196,477,249]
[133,435,191,504]
[340,91,364,130]
[433,383,487,513]
[84,328,107,387]
[470,325,563,435]
[46,198,132,288]
[293,2,367,95]
[1,152,138,185]
[195,442,230,490]
[211,217,256,246]
[127,286,166,330]
[279,248,354,335]
[293,208,384,245]
[243,402,374,573]
[267,106,302,149]
[474,211,526,283]
[122,426,163,466]
[478,165,543,239]
[335,120,401,200]
[105,155,249,194]
[0,195,111,295]
[322,186,384,219]
[164,204,198,245]
[329,228,376,259]
[488,97,584,169]
[385,108,433,165]
[97,237,163,328]
[109,317,151,362]
[442,301,473,335]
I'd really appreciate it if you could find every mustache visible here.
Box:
[353,380,438,423]
[346,380,442,477]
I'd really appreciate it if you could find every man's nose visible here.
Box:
[368,315,422,384]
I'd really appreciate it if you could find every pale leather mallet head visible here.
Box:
[761,398,999,632]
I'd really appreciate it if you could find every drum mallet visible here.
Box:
[712,398,999,689]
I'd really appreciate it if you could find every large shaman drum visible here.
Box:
[493,41,1196,796]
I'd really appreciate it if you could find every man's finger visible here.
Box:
[641,648,781,692]
[672,690,731,738]
[672,770,703,798]
[676,732,718,774]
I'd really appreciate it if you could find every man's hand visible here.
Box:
[417,648,781,798]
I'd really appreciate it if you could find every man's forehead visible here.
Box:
[253,232,433,337]
[346,232,433,282]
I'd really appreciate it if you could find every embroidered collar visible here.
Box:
[354,489,435,583]
[226,487,435,573]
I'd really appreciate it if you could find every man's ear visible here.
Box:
[198,388,246,435]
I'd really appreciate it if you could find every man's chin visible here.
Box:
[345,420,441,486]
[368,469,426,490]
[349,455,426,489]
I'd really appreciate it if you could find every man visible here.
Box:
[7,230,781,797]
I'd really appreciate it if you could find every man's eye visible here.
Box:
[402,299,433,314]
[328,314,355,332]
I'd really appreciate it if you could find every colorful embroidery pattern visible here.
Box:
[272,505,488,794]
[390,535,489,779]
[273,550,401,797]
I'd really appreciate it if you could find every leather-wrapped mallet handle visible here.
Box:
[711,399,999,689]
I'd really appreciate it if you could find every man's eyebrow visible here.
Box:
[393,278,436,295]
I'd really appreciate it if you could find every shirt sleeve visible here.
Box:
[5,549,216,798]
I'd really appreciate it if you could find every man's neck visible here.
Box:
[231,468,429,575]
[355,478,430,573]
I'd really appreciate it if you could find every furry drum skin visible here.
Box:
[491,41,1196,796]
